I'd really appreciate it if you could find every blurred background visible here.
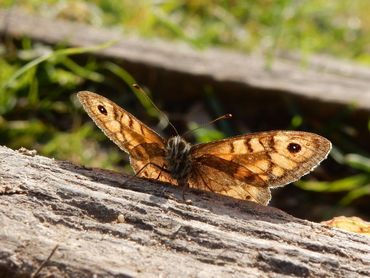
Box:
[0,0,369,222]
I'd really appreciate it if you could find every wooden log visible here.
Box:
[0,145,369,277]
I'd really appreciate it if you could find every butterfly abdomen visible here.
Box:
[165,136,192,181]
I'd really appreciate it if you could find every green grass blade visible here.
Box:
[2,40,117,90]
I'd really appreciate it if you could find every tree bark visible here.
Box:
[0,145,369,277]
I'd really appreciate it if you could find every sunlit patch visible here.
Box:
[255,160,269,171]
[245,165,264,174]
[105,120,121,133]
[249,138,265,152]
[272,166,285,177]
[116,133,124,141]
[270,153,296,170]
[232,139,248,153]
[259,175,269,181]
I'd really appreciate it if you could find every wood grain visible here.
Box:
[0,146,369,277]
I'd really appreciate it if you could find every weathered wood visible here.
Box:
[0,145,369,277]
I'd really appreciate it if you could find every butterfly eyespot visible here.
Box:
[287,142,301,153]
[97,105,108,115]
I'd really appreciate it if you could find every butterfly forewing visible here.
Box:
[77,91,168,175]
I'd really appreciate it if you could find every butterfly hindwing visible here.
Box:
[189,160,272,204]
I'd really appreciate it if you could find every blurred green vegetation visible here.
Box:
[0,0,369,219]
[2,0,370,63]
[297,150,370,206]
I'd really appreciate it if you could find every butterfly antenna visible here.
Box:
[132,84,179,136]
[181,113,232,138]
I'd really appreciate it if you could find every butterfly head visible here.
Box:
[165,136,192,180]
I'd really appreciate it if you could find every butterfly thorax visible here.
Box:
[165,136,192,182]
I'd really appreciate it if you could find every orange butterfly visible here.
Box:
[77,91,331,205]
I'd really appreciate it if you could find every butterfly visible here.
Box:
[77,90,331,205]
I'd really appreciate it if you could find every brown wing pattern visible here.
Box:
[77,91,172,181]
[189,160,272,204]
[189,131,331,204]
[78,92,331,205]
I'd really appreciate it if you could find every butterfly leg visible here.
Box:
[180,182,187,201]
[131,163,192,204]
[181,168,213,203]
[137,162,169,177]
[179,181,193,204]
[123,162,167,185]
[155,165,164,181]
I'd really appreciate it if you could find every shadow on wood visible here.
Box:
[0,146,369,277]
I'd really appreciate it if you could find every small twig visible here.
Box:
[31,244,59,278]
